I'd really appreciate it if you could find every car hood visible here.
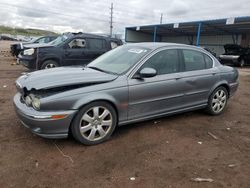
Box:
[16,67,118,91]
[23,43,54,49]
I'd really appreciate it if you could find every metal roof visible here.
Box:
[126,16,250,37]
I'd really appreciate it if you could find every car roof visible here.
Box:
[125,42,202,50]
[65,32,121,41]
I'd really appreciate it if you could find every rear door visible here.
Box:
[179,49,220,107]
[128,49,186,120]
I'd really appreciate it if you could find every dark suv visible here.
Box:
[10,35,57,57]
[18,32,123,70]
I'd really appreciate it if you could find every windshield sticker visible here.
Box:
[128,49,147,54]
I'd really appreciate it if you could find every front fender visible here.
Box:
[71,90,128,123]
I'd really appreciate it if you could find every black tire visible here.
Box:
[206,86,228,115]
[71,101,117,145]
[239,59,245,67]
[40,60,59,69]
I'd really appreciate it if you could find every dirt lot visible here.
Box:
[0,40,249,188]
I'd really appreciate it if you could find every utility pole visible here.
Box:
[110,3,113,37]
[160,13,163,24]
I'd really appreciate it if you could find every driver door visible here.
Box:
[63,38,90,66]
[128,49,186,120]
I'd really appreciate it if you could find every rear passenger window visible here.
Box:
[141,49,179,75]
[182,50,206,71]
[88,39,106,50]
[204,54,213,68]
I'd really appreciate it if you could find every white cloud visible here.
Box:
[0,0,249,35]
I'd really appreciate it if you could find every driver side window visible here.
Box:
[140,49,179,75]
[68,38,86,49]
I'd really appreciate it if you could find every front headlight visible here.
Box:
[32,97,41,110]
[25,95,32,106]
[23,48,35,56]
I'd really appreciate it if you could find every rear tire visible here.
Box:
[40,60,59,69]
[206,86,228,115]
[71,101,117,145]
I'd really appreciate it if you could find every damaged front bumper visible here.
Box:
[13,93,77,139]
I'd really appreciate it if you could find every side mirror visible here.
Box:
[137,67,157,78]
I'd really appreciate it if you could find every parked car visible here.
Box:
[18,32,123,70]
[0,35,18,41]
[10,35,57,57]
[14,43,239,145]
[219,44,250,67]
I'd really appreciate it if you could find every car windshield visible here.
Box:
[87,45,150,75]
[50,35,68,46]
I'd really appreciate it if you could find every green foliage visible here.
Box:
[0,25,57,36]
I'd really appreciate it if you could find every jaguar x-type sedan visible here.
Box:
[14,43,239,145]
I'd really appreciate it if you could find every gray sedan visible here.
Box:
[14,43,239,145]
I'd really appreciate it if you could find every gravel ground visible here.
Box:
[0,40,250,188]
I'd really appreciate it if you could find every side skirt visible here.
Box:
[118,103,207,126]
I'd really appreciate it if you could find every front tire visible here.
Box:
[206,86,228,115]
[40,60,59,69]
[71,102,117,145]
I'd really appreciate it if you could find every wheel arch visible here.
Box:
[209,81,230,98]
[71,94,120,122]
[40,56,61,69]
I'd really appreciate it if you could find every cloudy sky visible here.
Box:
[0,0,249,35]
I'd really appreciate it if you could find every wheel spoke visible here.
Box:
[219,91,224,97]
[215,92,220,98]
[215,105,220,112]
[221,96,226,101]
[97,126,106,137]
[212,103,218,110]
[81,113,93,123]
[100,109,109,120]
[88,128,96,140]
[212,98,217,104]
[80,124,92,134]
[93,107,99,119]
[102,120,112,127]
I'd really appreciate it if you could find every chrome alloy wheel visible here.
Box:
[45,63,56,69]
[212,89,227,113]
[79,106,113,141]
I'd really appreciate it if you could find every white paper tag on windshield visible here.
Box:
[128,49,147,54]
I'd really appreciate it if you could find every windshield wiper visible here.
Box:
[88,66,106,72]
[88,66,118,75]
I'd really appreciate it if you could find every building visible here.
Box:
[125,16,250,56]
